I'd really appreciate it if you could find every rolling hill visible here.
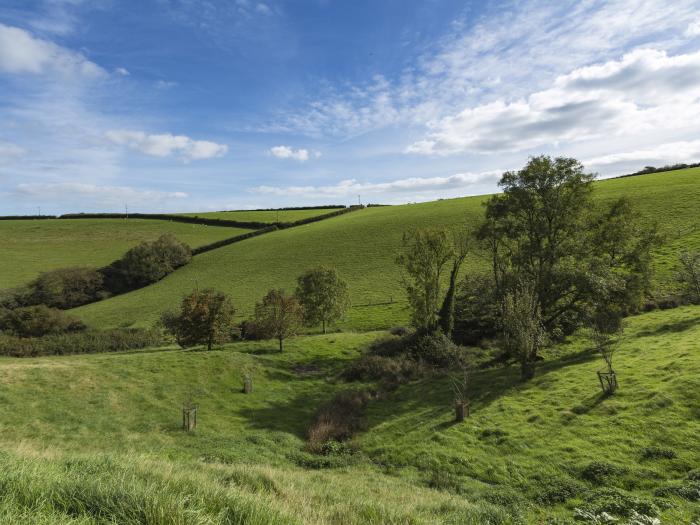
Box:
[74,168,700,331]
[178,207,344,224]
[0,305,697,523]
[0,218,249,290]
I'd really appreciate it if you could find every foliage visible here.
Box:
[295,266,349,334]
[25,267,105,309]
[478,156,658,339]
[677,250,700,303]
[501,280,546,380]
[0,327,161,357]
[103,233,192,293]
[307,388,376,452]
[409,330,467,368]
[253,289,303,351]
[0,304,85,338]
[162,288,235,350]
[453,273,501,345]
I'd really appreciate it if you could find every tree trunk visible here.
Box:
[521,359,536,381]
[322,319,326,334]
[439,258,462,337]
[279,336,283,352]
[207,333,213,351]
[455,401,467,422]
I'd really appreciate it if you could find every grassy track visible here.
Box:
[179,208,341,223]
[0,219,250,290]
[76,168,700,330]
[0,306,697,523]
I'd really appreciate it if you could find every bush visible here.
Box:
[103,234,191,293]
[343,354,419,383]
[307,388,376,452]
[641,446,676,460]
[453,273,501,346]
[654,481,700,501]
[687,469,700,481]
[0,305,85,337]
[582,487,659,518]
[535,476,585,504]
[581,461,628,484]
[27,267,105,309]
[0,328,162,357]
[409,330,466,368]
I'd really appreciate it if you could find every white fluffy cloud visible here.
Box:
[269,145,315,161]
[586,140,700,168]
[407,49,700,155]
[106,130,228,161]
[0,23,104,77]
[252,171,501,197]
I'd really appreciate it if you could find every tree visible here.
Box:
[396,228,469,335]
[677,250,700,304]
[162,288,235,350]
[501,281,545,381]
[588,301,624,395]
[253,289,303,351]
[27,267,105,309]
[478,156,657,338]
[104,234,192,293]
[295,266,350,334]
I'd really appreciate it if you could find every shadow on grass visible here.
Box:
[635,315,700,338]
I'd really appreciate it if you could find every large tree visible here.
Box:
[254,289,303,352]
[162,288,235,350]
[295,266,350,334]
[501,280,545,381]
[478,155,656,337]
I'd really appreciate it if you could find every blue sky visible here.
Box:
[1,0,700,214]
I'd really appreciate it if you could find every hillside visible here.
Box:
[0,219,249,290]
[0,305,697,523]
[75,168,700,331]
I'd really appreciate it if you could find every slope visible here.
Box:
[75,168,700,331]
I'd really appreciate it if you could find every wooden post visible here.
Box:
[597,370,618,395]
[182,405,197,431]
[455,401,469,422]
[243,376,253,394]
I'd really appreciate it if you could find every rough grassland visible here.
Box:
[0,306,697,523]
[76,168,700,331]
[179,208,341,223]
[0,219,249,290]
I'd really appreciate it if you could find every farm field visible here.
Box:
[0,219,249,290]
[75,168,700,331]
[178,208,343,224]
[0,305,697,523]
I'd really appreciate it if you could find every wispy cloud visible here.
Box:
[0,141,25,164]
[106,130,228,161]
[268,145,319,161]
[252,171,501,197]
[586,139,700,168]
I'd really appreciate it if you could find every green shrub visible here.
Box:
[688,469,700,481]
[103,234,191,293]
[654,481,700,501]
[343,354,419,383]
[409,330,466,368]
[535,476,585,504]
[0,328,162,357]
[453,273,501,346]
[582,487,659,518]
[26,267,105,308]
[641,446,676,460]
[0,305,85,337]
[580,461,628,484]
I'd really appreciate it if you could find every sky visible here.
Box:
[1,0,700,214]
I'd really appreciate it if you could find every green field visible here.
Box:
[0,219,250,290]
[75,169,700,330]
[0,305,697,523]
[179,208,342,224]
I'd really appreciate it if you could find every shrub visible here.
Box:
[343,354,419,383]
[0,305,85,337]
[535,476,585,504]
[307,388,376,452]
[688,469,700,481]
[0,328,162,357]
[409,330,467,368]
[453,273,501,346]
[582,487,659,518]
[654,481,700,501]
[641,446,676,460]
[27,267,105,308]
[581,461,628,485]
[103,234,191,293]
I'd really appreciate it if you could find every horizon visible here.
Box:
[2,0,700,215]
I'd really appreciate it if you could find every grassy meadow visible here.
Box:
[0,219,249,290]
[75,168,700,331]
[0,305,697,523]
[178,208,342,224]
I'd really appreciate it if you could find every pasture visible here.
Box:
[178,208,343,224]
[75,168,700,331]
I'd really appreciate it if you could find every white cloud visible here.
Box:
[252,171,501,197]
[269,145,312,161]
[106,130,228,161]
[686,20,700,37]
[0,23,105,77]
[256,3,272,15]
[585,140,700,168]
[407,48,700,155]
[155,79,177,89]
[0,141,25,164]
[115,67,130,76]
[13,183,188,207]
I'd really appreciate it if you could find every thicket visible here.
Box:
[0,304,85,338]
[0,327,161,357]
